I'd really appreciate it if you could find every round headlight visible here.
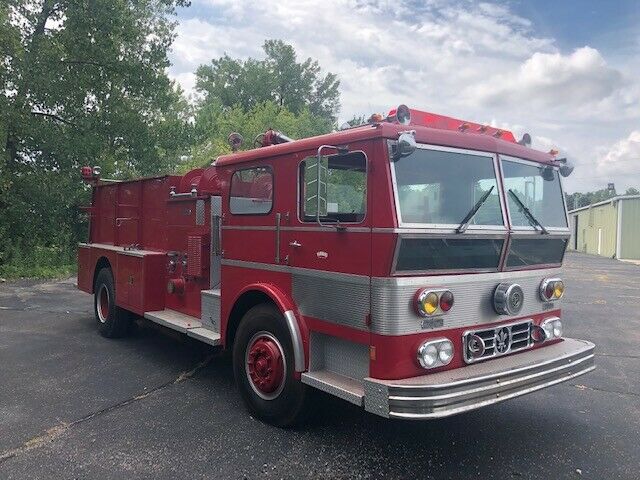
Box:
[542,321,554,339]
[418,343,438,368]
[541,317,562,340]
[552,320,563,338]
[417,339,454,369]
[438,341,454,364]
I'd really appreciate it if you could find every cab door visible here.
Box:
[284,151,372,332]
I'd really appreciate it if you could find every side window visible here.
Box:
[229,166,273,215]
[300,152,366,223]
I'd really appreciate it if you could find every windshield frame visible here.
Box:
[389,143,509,232]
[499,155,570,234]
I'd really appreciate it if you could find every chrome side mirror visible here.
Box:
[394,131,417,160]
[557,158,574,177]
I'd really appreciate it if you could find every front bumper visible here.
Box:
[363,338,595,419]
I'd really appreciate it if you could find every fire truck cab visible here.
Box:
[77,106,595,426]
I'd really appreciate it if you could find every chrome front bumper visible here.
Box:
[363,338,595,419]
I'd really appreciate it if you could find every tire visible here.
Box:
[93,267,133,338]
[232,304,307,427]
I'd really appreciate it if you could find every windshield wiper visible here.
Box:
[508,189,548,234]
[456,186,494,233]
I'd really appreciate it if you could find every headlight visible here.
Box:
[541,317,563,340]
[417,339,454,369]
[540,278,565,302]
[415,289,454,317]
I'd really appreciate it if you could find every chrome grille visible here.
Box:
[463,320,533,364]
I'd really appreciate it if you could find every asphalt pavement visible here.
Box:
[0,252,638,479]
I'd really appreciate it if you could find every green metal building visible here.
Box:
[568,195,640,260]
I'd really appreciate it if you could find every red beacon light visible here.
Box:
[81,165,101,183]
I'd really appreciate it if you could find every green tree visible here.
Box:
[195,40,340,124]
[0,0,191,277]
[183,100,334,171]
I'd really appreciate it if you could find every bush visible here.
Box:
[0,244,76,280]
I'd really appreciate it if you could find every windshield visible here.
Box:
[501,158,567,228]
[393,147,503,227]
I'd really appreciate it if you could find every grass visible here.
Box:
[0,245,77,280]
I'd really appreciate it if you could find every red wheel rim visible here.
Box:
[245,332,286,400]
[97,285,110,323]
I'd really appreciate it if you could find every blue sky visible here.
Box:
[511,0,639,55]
[168,0,640,193]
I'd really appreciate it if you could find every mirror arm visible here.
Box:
[316,145,340,229]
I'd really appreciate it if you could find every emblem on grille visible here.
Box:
[495,327,511,353]
[467,334,486,359]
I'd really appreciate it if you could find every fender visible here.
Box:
[231,282,308,373]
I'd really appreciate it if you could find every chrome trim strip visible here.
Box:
[78,242,165,258]
[390,354,593,402]
[388,365,595,419]
[222,225,275,231]
[284,309,305,372]
[371,266,560,287]
[221,225,371,233]
[220,258,371,284]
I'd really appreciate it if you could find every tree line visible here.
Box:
[0,1,339,277]
[565,187,640,211]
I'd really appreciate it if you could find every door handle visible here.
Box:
[289,240,302,248]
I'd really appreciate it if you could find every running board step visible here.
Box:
[143,310,222,346]
[187,327,221,346]
[144,309,202,333]
[301,370,364,406]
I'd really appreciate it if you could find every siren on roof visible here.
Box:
[228,132,243,152]
[518,133,532,147]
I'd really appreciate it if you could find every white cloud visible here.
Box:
[168,0,640,192]
[594,131,640,190]
[466,47,624,113]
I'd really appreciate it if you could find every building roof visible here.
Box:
[568,195,640,214]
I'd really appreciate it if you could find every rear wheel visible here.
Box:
[233,304,307,427]
[93,267,132,338]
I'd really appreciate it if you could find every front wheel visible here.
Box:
[232,304,307,427]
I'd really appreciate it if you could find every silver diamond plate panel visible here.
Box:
[201,289,221,332]
[309,332,369,380]
[363,379,390,417]
[371,268,561,335]
[292,274,370,331]
[195,199,205,225]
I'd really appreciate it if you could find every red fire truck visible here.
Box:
[77,105,595,426]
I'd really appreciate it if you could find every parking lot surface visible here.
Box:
[0,252,638,479]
